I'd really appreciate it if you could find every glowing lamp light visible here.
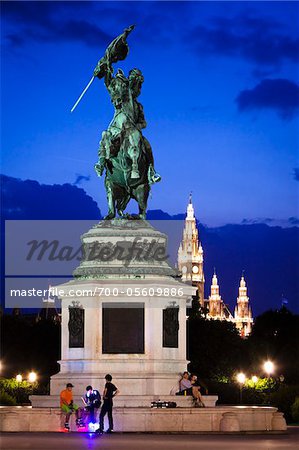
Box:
[16,374,22,382]
[28,371,37,383]
[251,375,258,383]
[264,360,274,376]
[236,373,246,384]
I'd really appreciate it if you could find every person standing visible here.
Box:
[97,374,119,434]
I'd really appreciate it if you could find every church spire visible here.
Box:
[234,274,253,337]
[178,195,205,305]
[208,270,224,319]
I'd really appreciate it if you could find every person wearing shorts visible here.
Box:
[60,383,83,429]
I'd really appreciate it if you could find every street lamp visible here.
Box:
[236,372,246,404]
[263,360,275,406]
[251,375,258,384]
[15,374,23,404]
[264,360,274,377]
[28,371,37,383]
[237,372,246,384]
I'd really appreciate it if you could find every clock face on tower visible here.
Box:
[192,265,199,274]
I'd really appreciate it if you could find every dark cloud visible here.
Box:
[188,14,299,68]
[293,168,299,181]
[74,174,90,186]
[19,20,112,48]
[251,68,276,79]
[3,1,53,25]
[2,2,112,48]
[288,217,299,226]
[1,174,100,220]
[5,33,25,47]
[241,218,274,225]
[2,1,184,51]
[236,79,299,120]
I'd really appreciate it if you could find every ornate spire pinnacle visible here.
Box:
[240,275,246,288]
[211,271,219,291]
[234,274,253,337]
[212,271,218,285]
[187,192,195,219]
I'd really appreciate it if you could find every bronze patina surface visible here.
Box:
[93,26,161,219]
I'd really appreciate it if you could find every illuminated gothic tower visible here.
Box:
[178,195,205,306]
[208,271,224,319]
[208,271,233,320]
[234,275,253,337]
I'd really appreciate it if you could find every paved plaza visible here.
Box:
[1,428,299,450]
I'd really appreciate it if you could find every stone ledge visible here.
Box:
[0,405,286,432]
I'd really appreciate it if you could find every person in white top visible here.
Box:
[179,372,205,407]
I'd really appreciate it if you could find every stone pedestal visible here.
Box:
[49,220,194,397]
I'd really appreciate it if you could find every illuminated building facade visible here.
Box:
[178,197,253,337]
[178,195,205,306]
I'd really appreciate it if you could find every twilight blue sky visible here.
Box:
[1,1,298,226]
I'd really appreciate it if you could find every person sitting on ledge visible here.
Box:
[191,373,209,395]
[178,371,205,407]
[190,374,205,407]
[60,383,84,430]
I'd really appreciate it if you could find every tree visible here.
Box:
[0,314,60,380]
[247,307,299,383]
[187,314,246,381]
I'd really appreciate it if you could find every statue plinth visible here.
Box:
[49,220,194,397]
[73,219,176,279]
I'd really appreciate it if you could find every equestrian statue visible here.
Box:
[72,25,160,219]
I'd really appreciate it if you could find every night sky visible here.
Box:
[1,1,298,227]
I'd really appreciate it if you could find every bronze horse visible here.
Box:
[95,129,151,220]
